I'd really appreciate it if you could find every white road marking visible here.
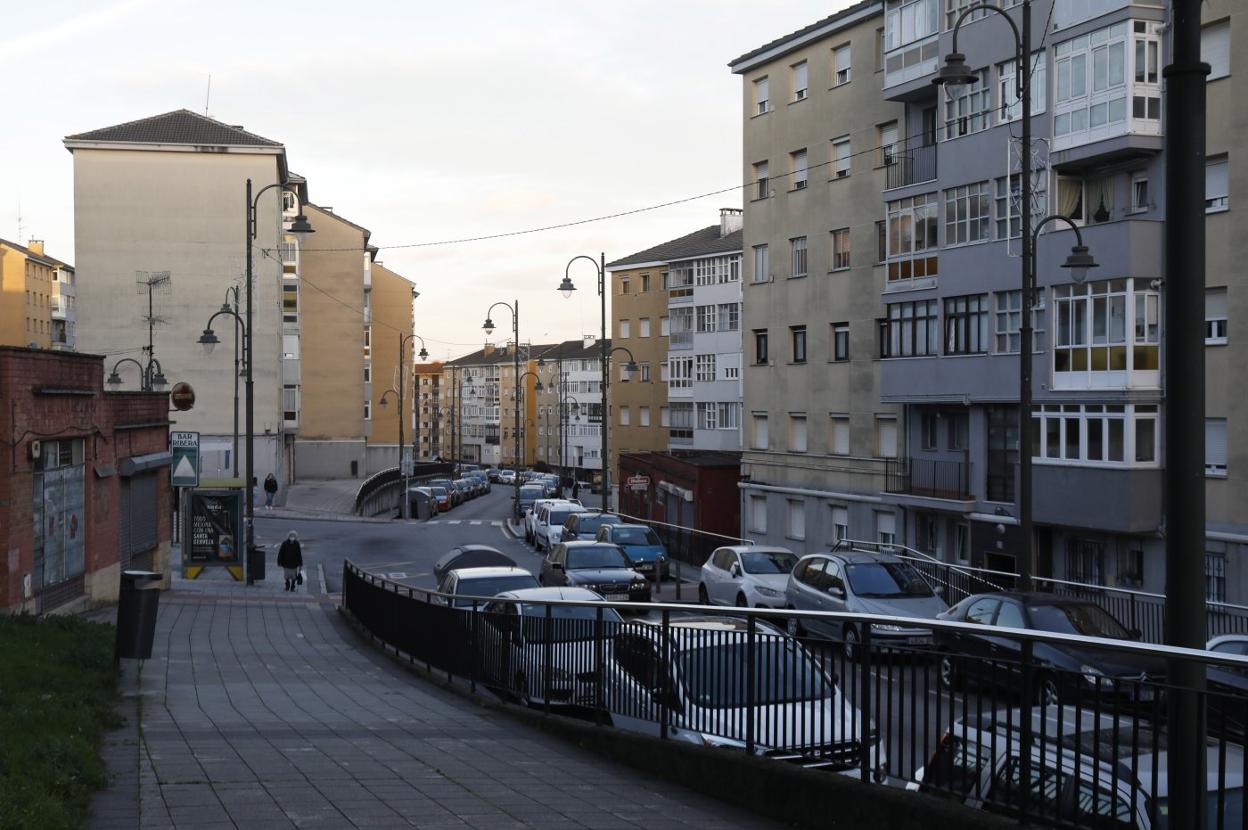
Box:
[387,572,408,580]
[447,520,462,525]
[470,520,483,525]
[428,520,442,525]
[491,521,503,527]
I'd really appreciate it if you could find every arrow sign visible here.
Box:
[170,431,200,487]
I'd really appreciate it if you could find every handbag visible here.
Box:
[296,569,304,586]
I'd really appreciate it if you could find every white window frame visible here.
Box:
[1206,418,1228,476]
[752,244,770,283]
[831,228,851,271]
[832,136,851,178]
[1206,157,1229,213]
[754,76,770,115]
[695,354,717,383]
[792,60,809,100]
[944,181,992,246]
[1032,403,1160,467]
[619,319,631,338]
[786,499,807,541]
[791,149,808,189]
[833,44,852,86]
[1206,288,1228,345]
[831,415,850,456]
[639,317,651,338]
[943,68,991,140]
[789,414,808,453]
[752,412,769,450]
[790,236,808,278]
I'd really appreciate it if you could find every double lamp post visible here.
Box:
[380,333,429,517]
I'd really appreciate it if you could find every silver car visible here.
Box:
[784,551,948,658]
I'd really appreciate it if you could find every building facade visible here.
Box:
[730,6,906,554]
[534,338,607,479]
[414,361,444,461]
[366,260,418,470]
[0,238,72,350]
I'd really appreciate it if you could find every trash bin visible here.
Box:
[115,570,163,660]
[248,545,266,583]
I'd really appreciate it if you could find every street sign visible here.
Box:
[627,475,650,492]
[170,431,200,487]
[169,382,196,411]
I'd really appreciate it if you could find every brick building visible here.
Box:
[1,347,171,613]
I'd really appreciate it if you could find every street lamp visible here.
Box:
[107,355,169,392]
[379,333,427,517]
[198,178,313,585]
[556,254,611,508]
[483,300,520,516]
[936,1,1039,588]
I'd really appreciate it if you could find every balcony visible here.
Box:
[884,144,937,190]
[669,331,694,350]
[885,457,973,501]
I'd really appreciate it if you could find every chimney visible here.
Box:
[582,334,597,350]
[719,208,743,236]
[483,344,496,357]
[26,240,44,255]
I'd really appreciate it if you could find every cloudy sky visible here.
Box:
[1,0,855,357]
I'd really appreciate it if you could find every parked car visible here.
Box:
[935,593,1162,704]
[436,566,540,608]
[784,551,947,659]
[912,707,1243,828]
[561,511,625,542]
[531,500,583,551]
[487,468,502,483]
[515,483,546,520]
[432,545,515,583]
[537,474,561,498]
[499,469,516,485]
[699,546,797,609]
[523,496,565,544]
[429,486,452,513]
[597,524,670,578]
[453,479,477,501]
[1207,634,1248,739]
[479,587,625,706]
[539,541,651,602]
[466,471,491,494]
[603,615,884,778]
[429,478,459,507]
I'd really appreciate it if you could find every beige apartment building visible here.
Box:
[368,260,418,451]
[534,338,609,478]
[604,260,669,480]
[414,361,443,460]
[0,239,72,350]
[730,2,906,552]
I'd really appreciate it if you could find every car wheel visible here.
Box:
[735,593,748,608]
[842,625,861,662]
[1035,673,1061,706]
[698,584,709,605]
[939,655,962,691]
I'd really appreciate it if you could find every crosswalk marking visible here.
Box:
[447,520,462,525]
[470,520,483,525]
[491,521,503,527]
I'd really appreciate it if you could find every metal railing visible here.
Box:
[885,457,973,500]
[884,143,938,190]
[342,560,1248,830]
[354,461,452,517]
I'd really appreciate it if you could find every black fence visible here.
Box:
[885,457,973,501]
[342,561,1248,830]
[884,143,938,189]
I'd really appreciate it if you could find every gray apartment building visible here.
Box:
[733,0,1246,600]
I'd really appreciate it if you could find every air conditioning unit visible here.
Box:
[28,439,41,460]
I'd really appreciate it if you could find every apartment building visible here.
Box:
[730,3,906,553]
[414,361,444,461]
[0,238,72,350]
[441,345,521,466]
[65,110,295,482]
[366,260,419,463]
[534,338,608,480]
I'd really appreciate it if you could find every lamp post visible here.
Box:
[935,2,1039,588]
[380,333,428,517]
[106,356,170,393]
[225,286,241,476]
[483,300,520,517]
[556,254,614,507]
[199,178,313,585]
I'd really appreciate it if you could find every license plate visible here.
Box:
[605,593,629,601]
[636,563,653,571]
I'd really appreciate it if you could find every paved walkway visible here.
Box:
[271,479,362,518]
[91,583,777,829]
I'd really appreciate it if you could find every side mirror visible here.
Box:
[829,585,846,600]
[730,562,742,578]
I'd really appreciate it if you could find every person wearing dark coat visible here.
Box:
[277,531,303,592]
[264,473,279,509]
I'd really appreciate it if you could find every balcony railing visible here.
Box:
[885,456,972,500]
[884,143,937,189]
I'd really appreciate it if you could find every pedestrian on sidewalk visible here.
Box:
[572,479,580,502]
[264,473,279,509]
[277,531,303,592]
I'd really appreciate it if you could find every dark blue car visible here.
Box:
[597,523,669,578]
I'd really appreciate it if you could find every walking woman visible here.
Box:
[277,531,303,592]
[264,473,279,509]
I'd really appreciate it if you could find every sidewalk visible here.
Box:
[90,581,774,829]
[262,479,363,521]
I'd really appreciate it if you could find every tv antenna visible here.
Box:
[136,270,172,364]
[204,75,212,116]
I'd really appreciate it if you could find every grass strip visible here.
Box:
[0,614,121,830]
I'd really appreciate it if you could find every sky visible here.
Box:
[0,0,858,359]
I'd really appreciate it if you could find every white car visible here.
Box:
[523,497,581,545]
[699,545,798,608]
[532,500,584,552]
[499,469,516,485]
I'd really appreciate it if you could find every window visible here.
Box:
[1206,157,1229,212]
[1053,278,1159,377]
[754,76,769,114]
[1202,21,1230,81]
[831,506,849,543]
[695,354,717,382]
[640,406,651,427]
[791,149,808,189]
[943,69,991,139]
[282,334,300,359]
[789,414,808,452]
[830,416,850,455]
[878,121,898,166]
[669,357,693,389]
[790,236,808,277]
[639,362,651,382]
[752,413,769,450]
[832,323,849,362]
[753,161,770,200]
[1065,538,1105,585]
[621,278,631,295]
[1033,404,1158,466]
[876,416,898,458]
[639,318,651,338]
[753,329,769,364]
[998,53,1047,122]
[833,44,851,85]
[986,405,1017,502]
[944,294,990,355]
[886,194,939,282]
[1206,549,1227,603]
[945,181,991,245]
[364,400,372,420]
[752,245,770,283]
[921,412,939,450]
[949,413,969,450]
[1206,289,1228,345]
[282,283,299,322]
[282,385,299,421]
[792,60,808,100]
[881,300,940,357]
[717,303,740,331]
[661,316,670,336]
[831,137,851,178]
[994,290,1046,353]
[749,495,767,533]
[723,365,740,381]
[787,500,806,540]
[698,402,719,430]
[875,26,885,71]
[660,406,670,427]
[1206,418,1228,476]
[641,273,650,292]
[697,305,717,333]
[619,406,630,426]
[876,220,887,264]
[363,363,371,383]
[790,326,807,363]
[1130,171,1149,213]
[1053,22,1142,149]
[619,319,631,338]
[876,512,896,546]
[831,228,851,270]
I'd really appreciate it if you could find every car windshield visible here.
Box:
[676,639,834,708]
[431,487,447,497]
[740,551,798,574]
[612,526,661,546]
[452,575,539,607]
[1027,603,1130,639]
[519,486,544,500]
[844,562,934,598]
[546,510,574,526]
[576,515,621,534]
[566,546,629,570]
[518,603,623,641]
